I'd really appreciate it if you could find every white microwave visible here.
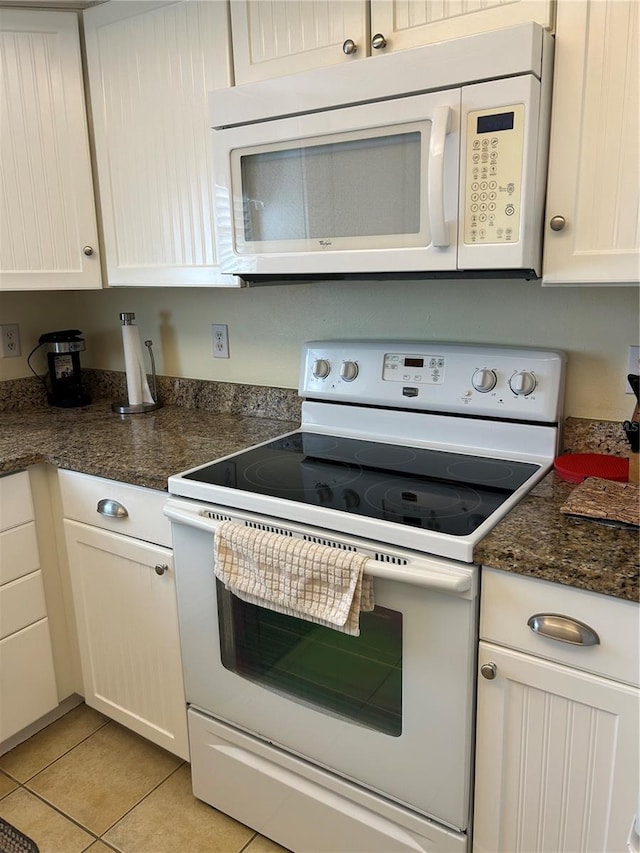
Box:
[210,24,554,281]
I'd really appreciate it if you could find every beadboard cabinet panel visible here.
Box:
[230,0,369,83]
[543,0,639,284]
[65,519,189,759]
[370,0,554,52]
[474,642,639,853]
[230,0,554,84]
[0,10,101,291]
[83,1,239,286]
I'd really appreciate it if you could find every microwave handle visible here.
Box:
[164,502,472,595]
[428,105,452,248]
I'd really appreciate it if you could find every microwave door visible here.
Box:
[212,90,461,276]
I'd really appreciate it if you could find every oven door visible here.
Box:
[167,498,477,832]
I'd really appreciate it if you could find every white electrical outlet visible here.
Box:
[626,345,640,393]
[0,324,21,358]
[212,324,229,359]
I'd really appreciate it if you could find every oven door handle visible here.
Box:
[164,503,473,594]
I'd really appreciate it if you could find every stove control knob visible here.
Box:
[312,359,331,380]
[340,360,359,382]
[471,368,497,393]
[509,370,537,396]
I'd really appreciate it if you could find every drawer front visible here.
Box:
[59,470,171,547]
[481,567,640,687]
[0,471,33,531]
[0,618,58,742]
[0,571,47,640]
[0,522,40,585]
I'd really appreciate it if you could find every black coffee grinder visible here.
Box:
[38,330,91,407]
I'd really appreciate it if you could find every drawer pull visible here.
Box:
[527,613,600,646]
[97,499,128,519]
[154,564,168,576]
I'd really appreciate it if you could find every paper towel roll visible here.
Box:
[121,324,154,406]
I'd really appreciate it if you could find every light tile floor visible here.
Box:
[0,704,289,853]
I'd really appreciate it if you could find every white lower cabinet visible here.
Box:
[0,472,58,743]
[61,472,188,760]
[474,569,640,853]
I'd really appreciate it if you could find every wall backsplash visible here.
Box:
[1,278,638,421]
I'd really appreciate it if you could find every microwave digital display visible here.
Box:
[477,111,515,134]
[404,358,424,368]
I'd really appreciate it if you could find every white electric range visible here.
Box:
[165,340,565,853]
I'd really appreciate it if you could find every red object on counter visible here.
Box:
[554,453,630,484]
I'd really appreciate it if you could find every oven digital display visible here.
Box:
[383,353,445,384]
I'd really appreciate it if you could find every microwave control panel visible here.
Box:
[462,103,524,246]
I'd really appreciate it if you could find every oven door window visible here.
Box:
[217,581,402,737]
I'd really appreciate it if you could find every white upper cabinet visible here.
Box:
[543,0,639,285]
[83,1,240,287]
[0,10,101,291]
[369,0,554,53]
[230,0,554,84]
[230,0,368,83]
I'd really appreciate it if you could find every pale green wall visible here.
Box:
[1,279,638,421]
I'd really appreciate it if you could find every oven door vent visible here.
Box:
[374,553,409,566]
[203,510,234,523]
[246,521,294,537]
[303,534,357,551]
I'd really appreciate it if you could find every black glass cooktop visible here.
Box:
[184,432,540,537]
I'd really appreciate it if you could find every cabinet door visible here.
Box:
[543,0,639,285]
[474,642,640,853]
[230,0,369,84]
[370,0,554,53]
[0,10,101,291]
[65,519,189,760]
[83,1,239,287]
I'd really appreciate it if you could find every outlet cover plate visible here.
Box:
[0,324,21,358]
[212,324,229,359]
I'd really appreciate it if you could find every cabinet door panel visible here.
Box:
[474,642,640,853]
[543,0,639,284]
[0,11,101,291]
[370,0,554,52]
[65,520,188,759]
[83,1,239,286]
[231,0,369,84]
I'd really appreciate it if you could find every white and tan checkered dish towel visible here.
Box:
[213,520,374,636]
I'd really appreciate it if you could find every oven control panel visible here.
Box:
[300,341,566,423]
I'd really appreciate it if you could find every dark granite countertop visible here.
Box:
[475,472,639,603]
[0,401,298,492]
[1,388,638,603]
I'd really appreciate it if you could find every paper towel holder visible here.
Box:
[112,312,162,414]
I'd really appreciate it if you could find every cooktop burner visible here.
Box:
[183,432,540,537]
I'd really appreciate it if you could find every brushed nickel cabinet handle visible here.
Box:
[154,564,168,575]
[480,662,497,679]
[527,613,600,646]
[82,245,95,256]
[342,38,357,55]
[97,499,128,519]
[371,33,387,49]
[549,215,566,232]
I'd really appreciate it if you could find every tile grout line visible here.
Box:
[0,716,111,785]
[96,760,188,841]
[3,779,104,848]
